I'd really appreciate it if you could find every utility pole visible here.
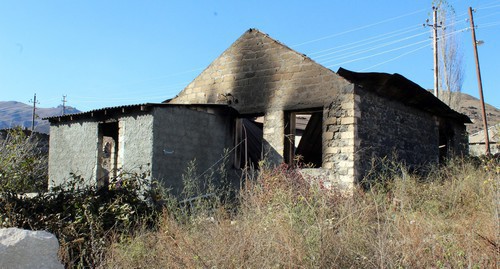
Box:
[29,93,39,132]
[61,95,67,115]
[468,7,490,155]
[426,6,442,98]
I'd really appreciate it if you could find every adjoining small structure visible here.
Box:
[469,123,500,156]
[46,104,236,193]
[45,29,471,193]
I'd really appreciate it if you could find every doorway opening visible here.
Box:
[98,121,119,187]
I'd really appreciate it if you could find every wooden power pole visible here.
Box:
[29,93,39,132]
[468,7,491,155]
[425,6,441,97]
[62,95,67,115]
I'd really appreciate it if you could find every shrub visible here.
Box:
[0,171,165,268]
[0,127,47,192]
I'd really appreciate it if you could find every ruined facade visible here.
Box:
[46,29,470,192]
[47,104,235,193]
[168,29,470,188]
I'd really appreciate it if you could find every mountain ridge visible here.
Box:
[0,92,498,135]
[0,101,81,134]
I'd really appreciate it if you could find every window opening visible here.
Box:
[285,110,323,167]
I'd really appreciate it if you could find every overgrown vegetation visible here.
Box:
[0,127,47,192]
[105,158,499,268]
[0,129,498,267]
[0,171,163,267]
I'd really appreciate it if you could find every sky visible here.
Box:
[1,0,499,113]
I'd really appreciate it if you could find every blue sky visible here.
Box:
[1,0,499,112]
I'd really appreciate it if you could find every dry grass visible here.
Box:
[103,159,499,268]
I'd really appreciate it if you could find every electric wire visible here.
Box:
[292,8,427,47]
[307,24,422,57]
[359,43,432,71]
[317,31,429,64]
[324,27,468,69]
[4,5,499,112]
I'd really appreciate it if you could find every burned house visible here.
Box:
[46,29,470,192]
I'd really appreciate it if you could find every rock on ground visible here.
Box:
[0,227,63,269]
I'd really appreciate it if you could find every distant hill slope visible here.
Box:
[0,101,80,134]
[0,92,498,135]
[451,92,500,135]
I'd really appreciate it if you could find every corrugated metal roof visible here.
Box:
[44,103,152,120]
[43,103,233,123]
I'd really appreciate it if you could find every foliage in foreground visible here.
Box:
[0,128,48,192]
[0,171,163,268]
[0,134,498,269]
[105,158,499,269]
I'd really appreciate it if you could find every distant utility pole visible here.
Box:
[468,7,490,155]
[61,95,67,115]
[29,93,39,132]
[425,6,442,98]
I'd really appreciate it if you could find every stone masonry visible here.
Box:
[169,28,470,189]
[46,28,470,192]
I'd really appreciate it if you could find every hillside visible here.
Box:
[0,92,498,135]
[0,101,80,134]
[454,92,500,135]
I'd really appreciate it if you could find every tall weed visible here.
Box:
[105,158,498,268]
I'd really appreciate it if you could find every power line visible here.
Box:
[292,8,427,47]
[324,39,429,68]
[322,27,467,69]
[359,43,432,71]
[307,24,422,57]
[316,31,429,63]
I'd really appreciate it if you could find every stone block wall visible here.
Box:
[447,120,469,157]
[321,90,357,189]
[170,29,352,114]
[169,29,355,184]
[151,106,234,194]
[262,110,285,164]
[354,87,439,182]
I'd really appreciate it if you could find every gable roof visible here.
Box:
[168,28,353,113]
[337,67,471,123]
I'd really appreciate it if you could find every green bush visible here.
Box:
[0,128,47,192]
[0,171,165,268]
